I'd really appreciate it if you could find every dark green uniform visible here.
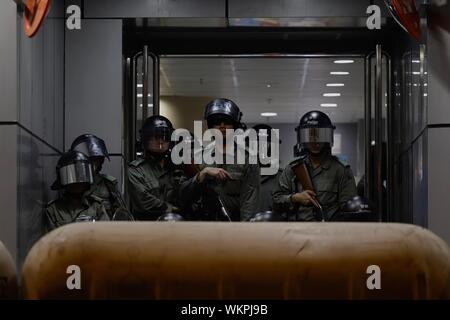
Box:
[273,155,357,221]
[180,145,260,221]
[87,173,128,219]
[127,157,186,220]
[45,194,109,232]
[258,170,283,213]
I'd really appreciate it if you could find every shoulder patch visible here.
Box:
[333,156,349,167]
[129,158,146,168]
[101,174,117,184]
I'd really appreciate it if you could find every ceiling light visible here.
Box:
[321,103,338,108]
[334,60,354,64]
[137,84,143,88]
[326,83,345,87]
[424,93,428,97]
[137,93,152,98]
[412,72,420,75]
[139,104,154,107]
[266,84,271,88]
[412,60,420,63]
[330,71,350,75]
[323,93,341,97]
[261,112,277,117]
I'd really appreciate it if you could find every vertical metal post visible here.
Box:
[143,46,149,121]
[419,45,426,127]
[385,53,393,222]
[131,53,140,160]
[151,53,160,115]
[124,57,132,162]
[375,45,383,221]
[364,55,372,200]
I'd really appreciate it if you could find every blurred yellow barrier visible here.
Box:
[22,222,450,299]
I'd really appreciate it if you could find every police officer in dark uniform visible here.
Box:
[45,151,110,232]
[70,134,132,220]
[127,115,186,220]
[180,98,260,221]
[273,111,357,221]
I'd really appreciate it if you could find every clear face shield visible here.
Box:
[298,127,334,147]
[58,161,94,187]
[142,126,172,154]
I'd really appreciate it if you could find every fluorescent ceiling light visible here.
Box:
[412,60,420,63]
[139,104,154,107]
[323,93,341,97]
[334,60,354,64]
[330,71,350,75]
[321,103,338,108]
[266,84,272,88]
[424,93,428,97]
[261,112,277,117]
[326,83,345,87]
[412,72,420,75]
[137,84,143,88]
[137,93,152,98]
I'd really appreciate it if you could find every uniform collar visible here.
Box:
[61,192,91,207]
[145,156,171,178]
[93,173,103,185]
[306,154,332,171]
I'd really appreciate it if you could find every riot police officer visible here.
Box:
[127,115,186,220]
[252,124,282,213]
[70,134,131,220]
[45,151,109,232]
[180,98,260,221]
[272,111,357,221]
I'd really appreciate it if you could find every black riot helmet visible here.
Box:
[341,196,372,214]
[70,134,110,161]
[295,111,335,150]
[204,98,242,129]
[140,115,174,152]
[249,211,284,222]
[333,196,377,222]
[156,213,185,222]
[51,151,94,190]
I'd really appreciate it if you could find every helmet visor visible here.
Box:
[142,126,172,143]
[299,127,334,146]
[59,161,94,186]
[207,114,235,128]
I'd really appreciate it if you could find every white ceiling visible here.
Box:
[159,57,365,124]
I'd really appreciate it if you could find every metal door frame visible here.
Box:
[365,46,393,222]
